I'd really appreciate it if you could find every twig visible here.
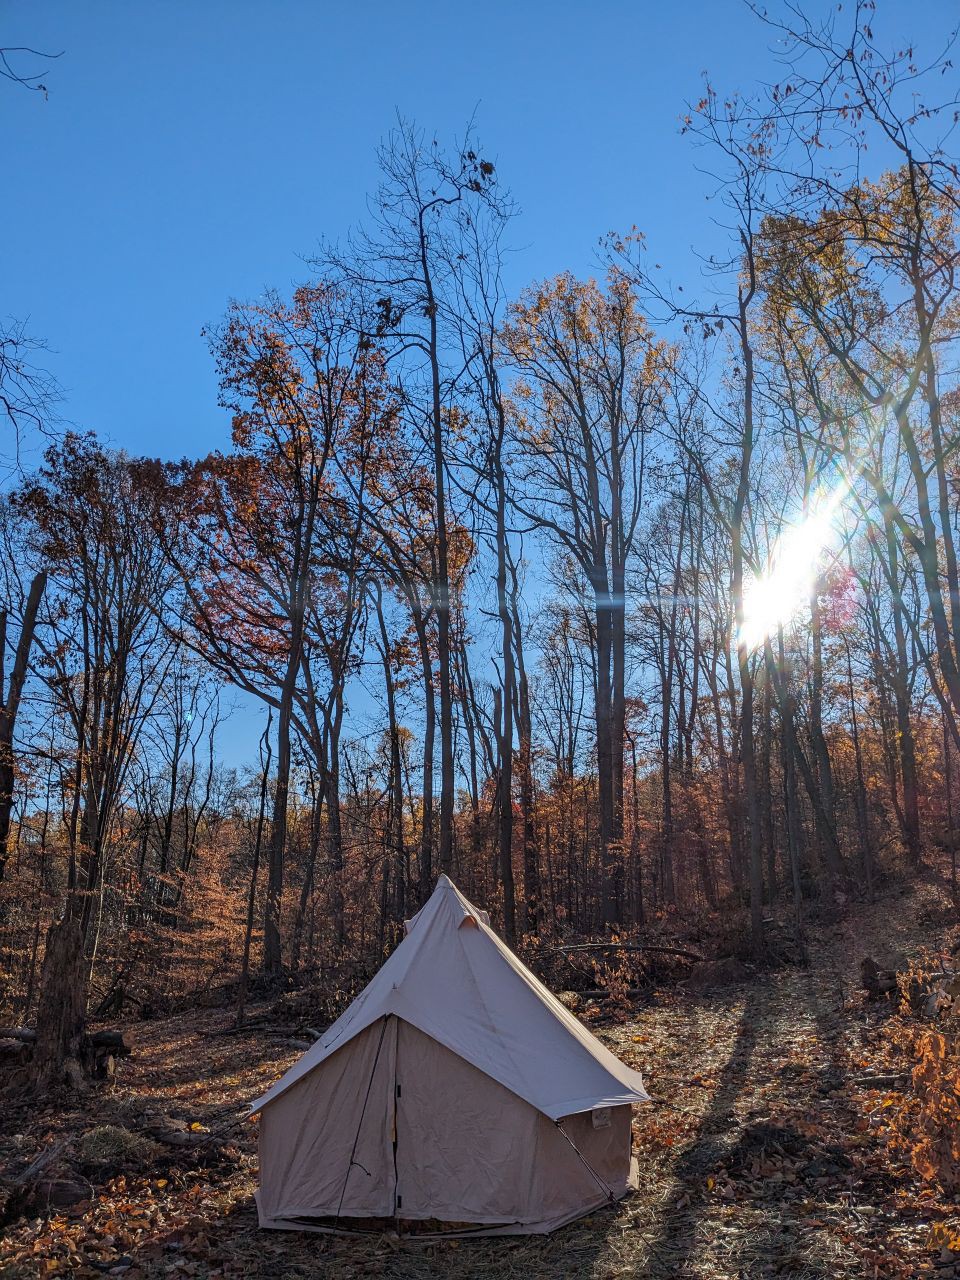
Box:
[6,1138,70,1188]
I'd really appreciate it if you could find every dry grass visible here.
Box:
[75,1126,162,1172]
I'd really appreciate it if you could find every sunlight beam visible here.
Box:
[738,481,849,652]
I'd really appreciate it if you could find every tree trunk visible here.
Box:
[495,462,517,944]
[326,725,345,948]
[759,671,776,904]
[0,572,47,880]
[514,599,539,934]
[731,275,763,952]
[32,915,86,1087]
[593,567,617,926]
[263,684,291,975]
[884,510,923,866]
[236,716,272,1028]
[846,645,873,901]
[373,587,406,921]
[422,256,456,879]
[808,583,838,871]
[415,616,435,903]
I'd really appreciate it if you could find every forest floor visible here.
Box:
[0,875,957,1279]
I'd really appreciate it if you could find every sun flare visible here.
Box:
[738,484,848,651]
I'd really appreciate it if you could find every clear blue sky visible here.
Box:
[4,1,948,460]
[3,0,939,464]
[2,0,948,768]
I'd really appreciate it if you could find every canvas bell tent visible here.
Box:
[250,875,650,1236]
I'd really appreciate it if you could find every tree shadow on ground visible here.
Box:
[793,938,909,1264]
[639,979,842,1280]
[640,982,764,1277]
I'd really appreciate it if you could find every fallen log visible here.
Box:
[570,988,646,1000]
[216,1020,272,1037]
[0,1040,31,1062]
[234,1027,326,1045]
[0,1027,131,1084]
[150,1130,209,1148]
[853,1073,910,1089]
[553,943,705,963]
[89,1030,131,1055]
[0,1027,129,1051]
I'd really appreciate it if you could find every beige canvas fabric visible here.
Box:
[251,875,649,1118]
[258,1019,397,1223]
[392,1020,636,1230]
[252,876,648,1235]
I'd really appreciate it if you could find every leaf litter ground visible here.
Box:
[0,877,953,1279]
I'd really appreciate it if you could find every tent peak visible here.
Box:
[404,875,488,934]
[250,874,648,1119]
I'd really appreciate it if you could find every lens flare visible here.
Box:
[738,482,848,651]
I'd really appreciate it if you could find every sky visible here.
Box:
[4,0,950,460]
[2,0,952,765]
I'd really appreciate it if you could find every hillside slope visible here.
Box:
[0,877,953,1279]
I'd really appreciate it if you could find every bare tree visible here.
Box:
[328,120,502,884]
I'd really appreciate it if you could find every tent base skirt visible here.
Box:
[256,1160,637,1238]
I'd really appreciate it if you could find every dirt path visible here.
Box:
[0,880,949,1278]
[596,887,929,1280]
